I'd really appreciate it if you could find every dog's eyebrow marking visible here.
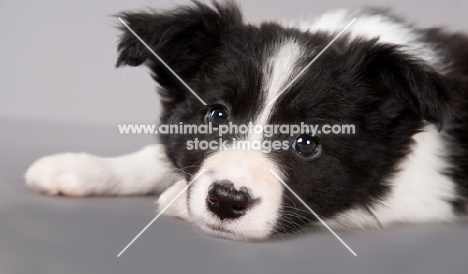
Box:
[267,18,356,105]
[118,17,207,106]
[269,169,357,257]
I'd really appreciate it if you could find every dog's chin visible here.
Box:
[199,222,245,241]
[195,217,273,241]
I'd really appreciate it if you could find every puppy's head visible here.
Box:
[117,2,455,240]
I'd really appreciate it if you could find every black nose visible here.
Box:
[206,181,252,220]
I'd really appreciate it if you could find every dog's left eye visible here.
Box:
[207,107,229,126]
[293,135,320,157]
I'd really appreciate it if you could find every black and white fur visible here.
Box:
[25,1,468,240]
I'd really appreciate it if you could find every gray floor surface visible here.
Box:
[1,117,467,274]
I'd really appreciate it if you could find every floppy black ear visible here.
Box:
[348,40,453,129]
[116,1,242,82]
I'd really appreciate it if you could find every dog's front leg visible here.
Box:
[156,180,191,220]
[25,145,180,196]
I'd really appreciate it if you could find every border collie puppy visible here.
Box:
[25,1,468,240]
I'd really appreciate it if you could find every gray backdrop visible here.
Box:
[2,0,468,126]
[1,1,468,274]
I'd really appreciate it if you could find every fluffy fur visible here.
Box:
[26,1,468,240]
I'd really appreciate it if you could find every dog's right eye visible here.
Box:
[207,107,229,126]
[293,134,321,157]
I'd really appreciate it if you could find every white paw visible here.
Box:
[157,180,190,220]
[25,153,112,196]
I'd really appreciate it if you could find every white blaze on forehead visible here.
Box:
[250,41,304,141]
